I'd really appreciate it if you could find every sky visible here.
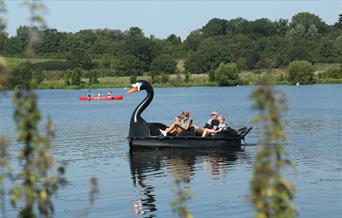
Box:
[4,0,342,39]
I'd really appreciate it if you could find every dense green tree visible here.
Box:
[290,12,327,33]
[7,63,32,89]
[150,54,177,74]
[202,18,228,37]
[184,29,203,51]
[185,37,230,73]
[35,28,63,54]
[120,34,161,71]
[248,18,277,37]
[116,55,146,76]
[288,60,315,84]
[67,48,93,70]
[214,63,240,86]
[227,17,249,35]
[166,34,182,45]
[0,32,7,51]
[335,14,342,28]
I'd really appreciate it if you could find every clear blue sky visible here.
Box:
[5,0,342,39]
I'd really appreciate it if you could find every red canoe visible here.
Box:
[80,95,124,101]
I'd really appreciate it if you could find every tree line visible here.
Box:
[0,12,341,78]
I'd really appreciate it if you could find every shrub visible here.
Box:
[319,66,342,79]
[130,74,137,84]
[87,69,100,84]
[32,67,45,85]
[150,71,159,84]
[184,71,191,83]
[208,70,215,82]
[214,63,240,86]
[63,71,71,85]
[70,68,82,86]
[288,60,315,84]
[160,72,169,84]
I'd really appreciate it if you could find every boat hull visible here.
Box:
[128,136,242,149]
[80,96,123,101]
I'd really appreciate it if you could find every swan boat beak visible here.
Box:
[127,82,142,94]
[127,87,139,94]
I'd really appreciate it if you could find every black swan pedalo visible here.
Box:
[126,80,252,149]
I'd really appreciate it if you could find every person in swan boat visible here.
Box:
[160,111,193,136]
[202,115,229,137]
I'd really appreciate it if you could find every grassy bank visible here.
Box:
[3,57,341,89]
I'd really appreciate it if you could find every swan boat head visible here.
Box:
[127,80,167,138]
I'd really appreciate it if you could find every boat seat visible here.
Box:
[215,128,239,138]
[178,127,197,137]
[147,122,168,136]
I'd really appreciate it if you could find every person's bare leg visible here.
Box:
[202,129,208,137]
[175,126,182,134]
[166,123,177,134]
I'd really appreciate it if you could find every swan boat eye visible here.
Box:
[132,82,142,91]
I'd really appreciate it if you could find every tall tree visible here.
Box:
[202,18,228,37]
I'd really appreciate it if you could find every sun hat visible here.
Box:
[211,111,218,115]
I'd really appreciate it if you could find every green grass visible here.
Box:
[3,57,65,66]
[38,74,214,89]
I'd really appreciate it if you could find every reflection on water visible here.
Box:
[128,148,248,217]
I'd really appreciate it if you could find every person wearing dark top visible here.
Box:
[202,111,219,137]
[204,111,219,130]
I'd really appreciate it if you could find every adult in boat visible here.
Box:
[202,115,229,137]
[108,89,112,97]
[87,90,91,98]
[204,112,219,129]
[160,111,193,136]
[201,112,219,137]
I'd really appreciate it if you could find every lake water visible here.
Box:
[0,84,341,218]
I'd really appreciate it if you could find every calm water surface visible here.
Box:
[0,85,341,218]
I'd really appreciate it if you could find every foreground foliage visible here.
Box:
[250,78,296,218]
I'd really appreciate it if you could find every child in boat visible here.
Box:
[160,111,192,136]
[108,90,112,97]
[217,115,228,131]
[162,115,182,136]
